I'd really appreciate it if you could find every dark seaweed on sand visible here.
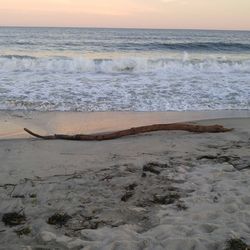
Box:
[15,227,31,237]
[121,191,134,202]
[224,238,250,250]
[47,213,71,227]
[142,162,167,175]
[2,212,26,226]
[153,193,181,205]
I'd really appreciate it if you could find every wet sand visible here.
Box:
[0,110,250,139]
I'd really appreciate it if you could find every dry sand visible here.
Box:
[0,111,250,250]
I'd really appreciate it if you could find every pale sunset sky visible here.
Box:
[0,0,249,30]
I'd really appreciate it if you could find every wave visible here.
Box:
[0,54,249,112]
[0,55,249,74]
[0,41,40,46]
[0,55,37,60]
[2,41,250,52]
[148,42,250,52]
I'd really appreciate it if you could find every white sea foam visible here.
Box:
[0,55,249,111]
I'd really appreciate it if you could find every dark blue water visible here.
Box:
[1,27,250,53]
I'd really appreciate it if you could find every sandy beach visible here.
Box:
[0,111,250,250]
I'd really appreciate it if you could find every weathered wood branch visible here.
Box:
[24,123,232,141]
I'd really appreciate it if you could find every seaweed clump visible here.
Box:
[15,227,31,237]
[224,238,250,250]
[47,213,71,227]
[142,162,166,175]
[2,212,26,226]
[121,191,134,202]
[153,193,180,205]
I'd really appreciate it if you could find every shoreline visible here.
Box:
[1,110,250,139]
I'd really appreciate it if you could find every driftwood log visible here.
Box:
[24,123,232,141]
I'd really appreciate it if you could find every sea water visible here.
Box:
[0,27,249,111]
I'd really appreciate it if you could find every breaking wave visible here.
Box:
[0,54,249,112]
[0,55,250,74]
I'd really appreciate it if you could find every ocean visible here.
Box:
[0,27,249,112]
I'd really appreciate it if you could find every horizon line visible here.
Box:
[0,25,249,32]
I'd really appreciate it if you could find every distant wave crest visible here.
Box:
[149,42,250,52]
[2,41,250,52]
[0,55,37,60]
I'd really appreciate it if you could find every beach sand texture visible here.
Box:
[0,113,250,249]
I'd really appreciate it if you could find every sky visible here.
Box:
[0,0,249,30]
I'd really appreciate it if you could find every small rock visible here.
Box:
[222,164,236,172]
[41,231,56,242]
